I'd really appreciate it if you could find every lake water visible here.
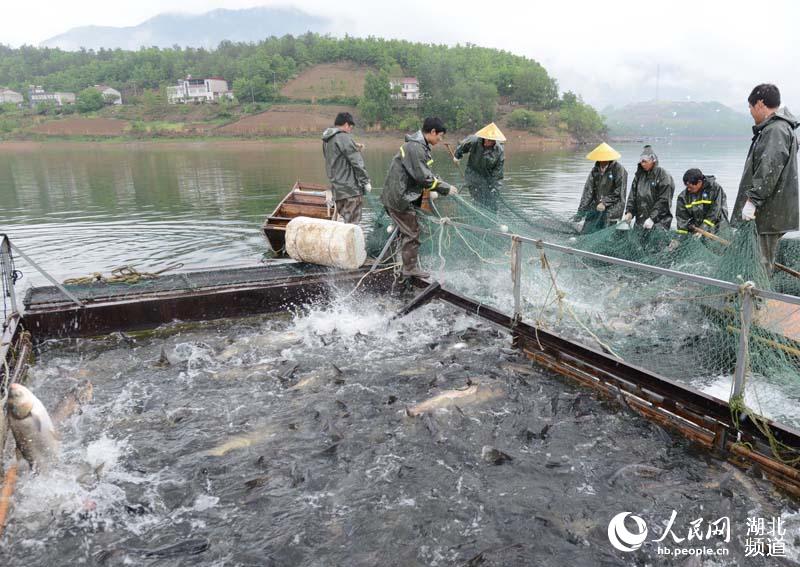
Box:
[0,138,754,288]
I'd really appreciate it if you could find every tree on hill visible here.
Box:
[559,91,607,141]
[76,88,105,113]
[358,70,392,126]
[510,66,559,109]
[232,77,276,103]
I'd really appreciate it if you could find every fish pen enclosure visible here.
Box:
[4,223,800,564]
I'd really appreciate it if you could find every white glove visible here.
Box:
[596,202,606,212]
[429,191,439,200]
[356,142,365,152]
[574,220,585,233]
[364,183,372,193]
[742,199,756,221]
[325,189,334,206]
[643,218,655,230]
[693,231,703,239]
[452,157,460,165]
[449,185,459,196]
[668,239,680,252]
[623,212,633,223]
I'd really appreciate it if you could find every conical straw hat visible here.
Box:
[474,122,507,142]
[586,142,621,162]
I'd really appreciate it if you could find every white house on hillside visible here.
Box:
[389,77,420,101]
[167,76,233,104]
[28,86,75,107]
[0,88,23,105]
[93,85,122,105]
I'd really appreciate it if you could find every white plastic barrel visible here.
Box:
[285,217,367,270]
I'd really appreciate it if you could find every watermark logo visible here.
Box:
[607,512,648,552]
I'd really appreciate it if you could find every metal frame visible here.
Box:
[1,235,19,317]
[23,266,398,339]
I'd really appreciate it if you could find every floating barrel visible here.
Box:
[285,217,367,270]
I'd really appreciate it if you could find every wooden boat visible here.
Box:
[262,181,333,253]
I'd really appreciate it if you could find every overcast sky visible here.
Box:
[3,0,798,111]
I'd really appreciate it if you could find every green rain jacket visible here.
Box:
[732,107,799,234]
[675,176,729,234]
[454,135,505,194]
[576,160,628,221]
[628,163,675,229]
[322,127,371,200]
[381,130,452,213]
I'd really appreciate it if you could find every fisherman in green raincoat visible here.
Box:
[731,83,799,274]
[623,145,675,231]
[452,122,506,212]
[321,112,371,224]
[381,117,458,279]
[675,168,728,237]
[574,142,627,233]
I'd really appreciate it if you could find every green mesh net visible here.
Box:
[365,190,800,432]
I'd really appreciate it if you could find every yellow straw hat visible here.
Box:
[474,122,507,143]
[586,142,621,162]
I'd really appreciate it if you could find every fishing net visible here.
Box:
[365,189,800,431]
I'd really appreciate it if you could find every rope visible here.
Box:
[63,263,184,286]
[427,207,507,267]
[537,244,624,361]
[727,283,800,466]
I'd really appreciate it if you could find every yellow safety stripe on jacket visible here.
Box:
[677,229,689,234]
[684,200,713,209]
[427,159,434,166]
[399,146,405,158]
[703,219,715,227]
[430,179,439,190]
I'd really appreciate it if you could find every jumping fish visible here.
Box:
[6,383,60,472]
[50,380,94,424]
[406,383,504,417]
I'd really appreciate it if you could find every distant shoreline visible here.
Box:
[609,135,751,143]
[0,132,577,153]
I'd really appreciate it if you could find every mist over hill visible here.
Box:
[604,100,752,139]
[41,7,331,51]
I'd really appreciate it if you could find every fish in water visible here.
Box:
[218,331,303,361]
[607,463,665,487]
[201,424,280,457]
[50,380,93,424]
[289,365,343,391]
[96,537,210,563]
[406,383,504,417]
[6,383,60,472]
[481,445,514,465]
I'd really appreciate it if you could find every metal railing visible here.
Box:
[436,219,800,407]
[1,234,19,322]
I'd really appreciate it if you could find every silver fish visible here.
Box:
[406,383,504,417]
[6,383,60,472]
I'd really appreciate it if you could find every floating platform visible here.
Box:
[22,261,386,340]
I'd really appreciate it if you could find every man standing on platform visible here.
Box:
[381,117,458,279]
[322,111,372,224]
[732,83,799,274]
